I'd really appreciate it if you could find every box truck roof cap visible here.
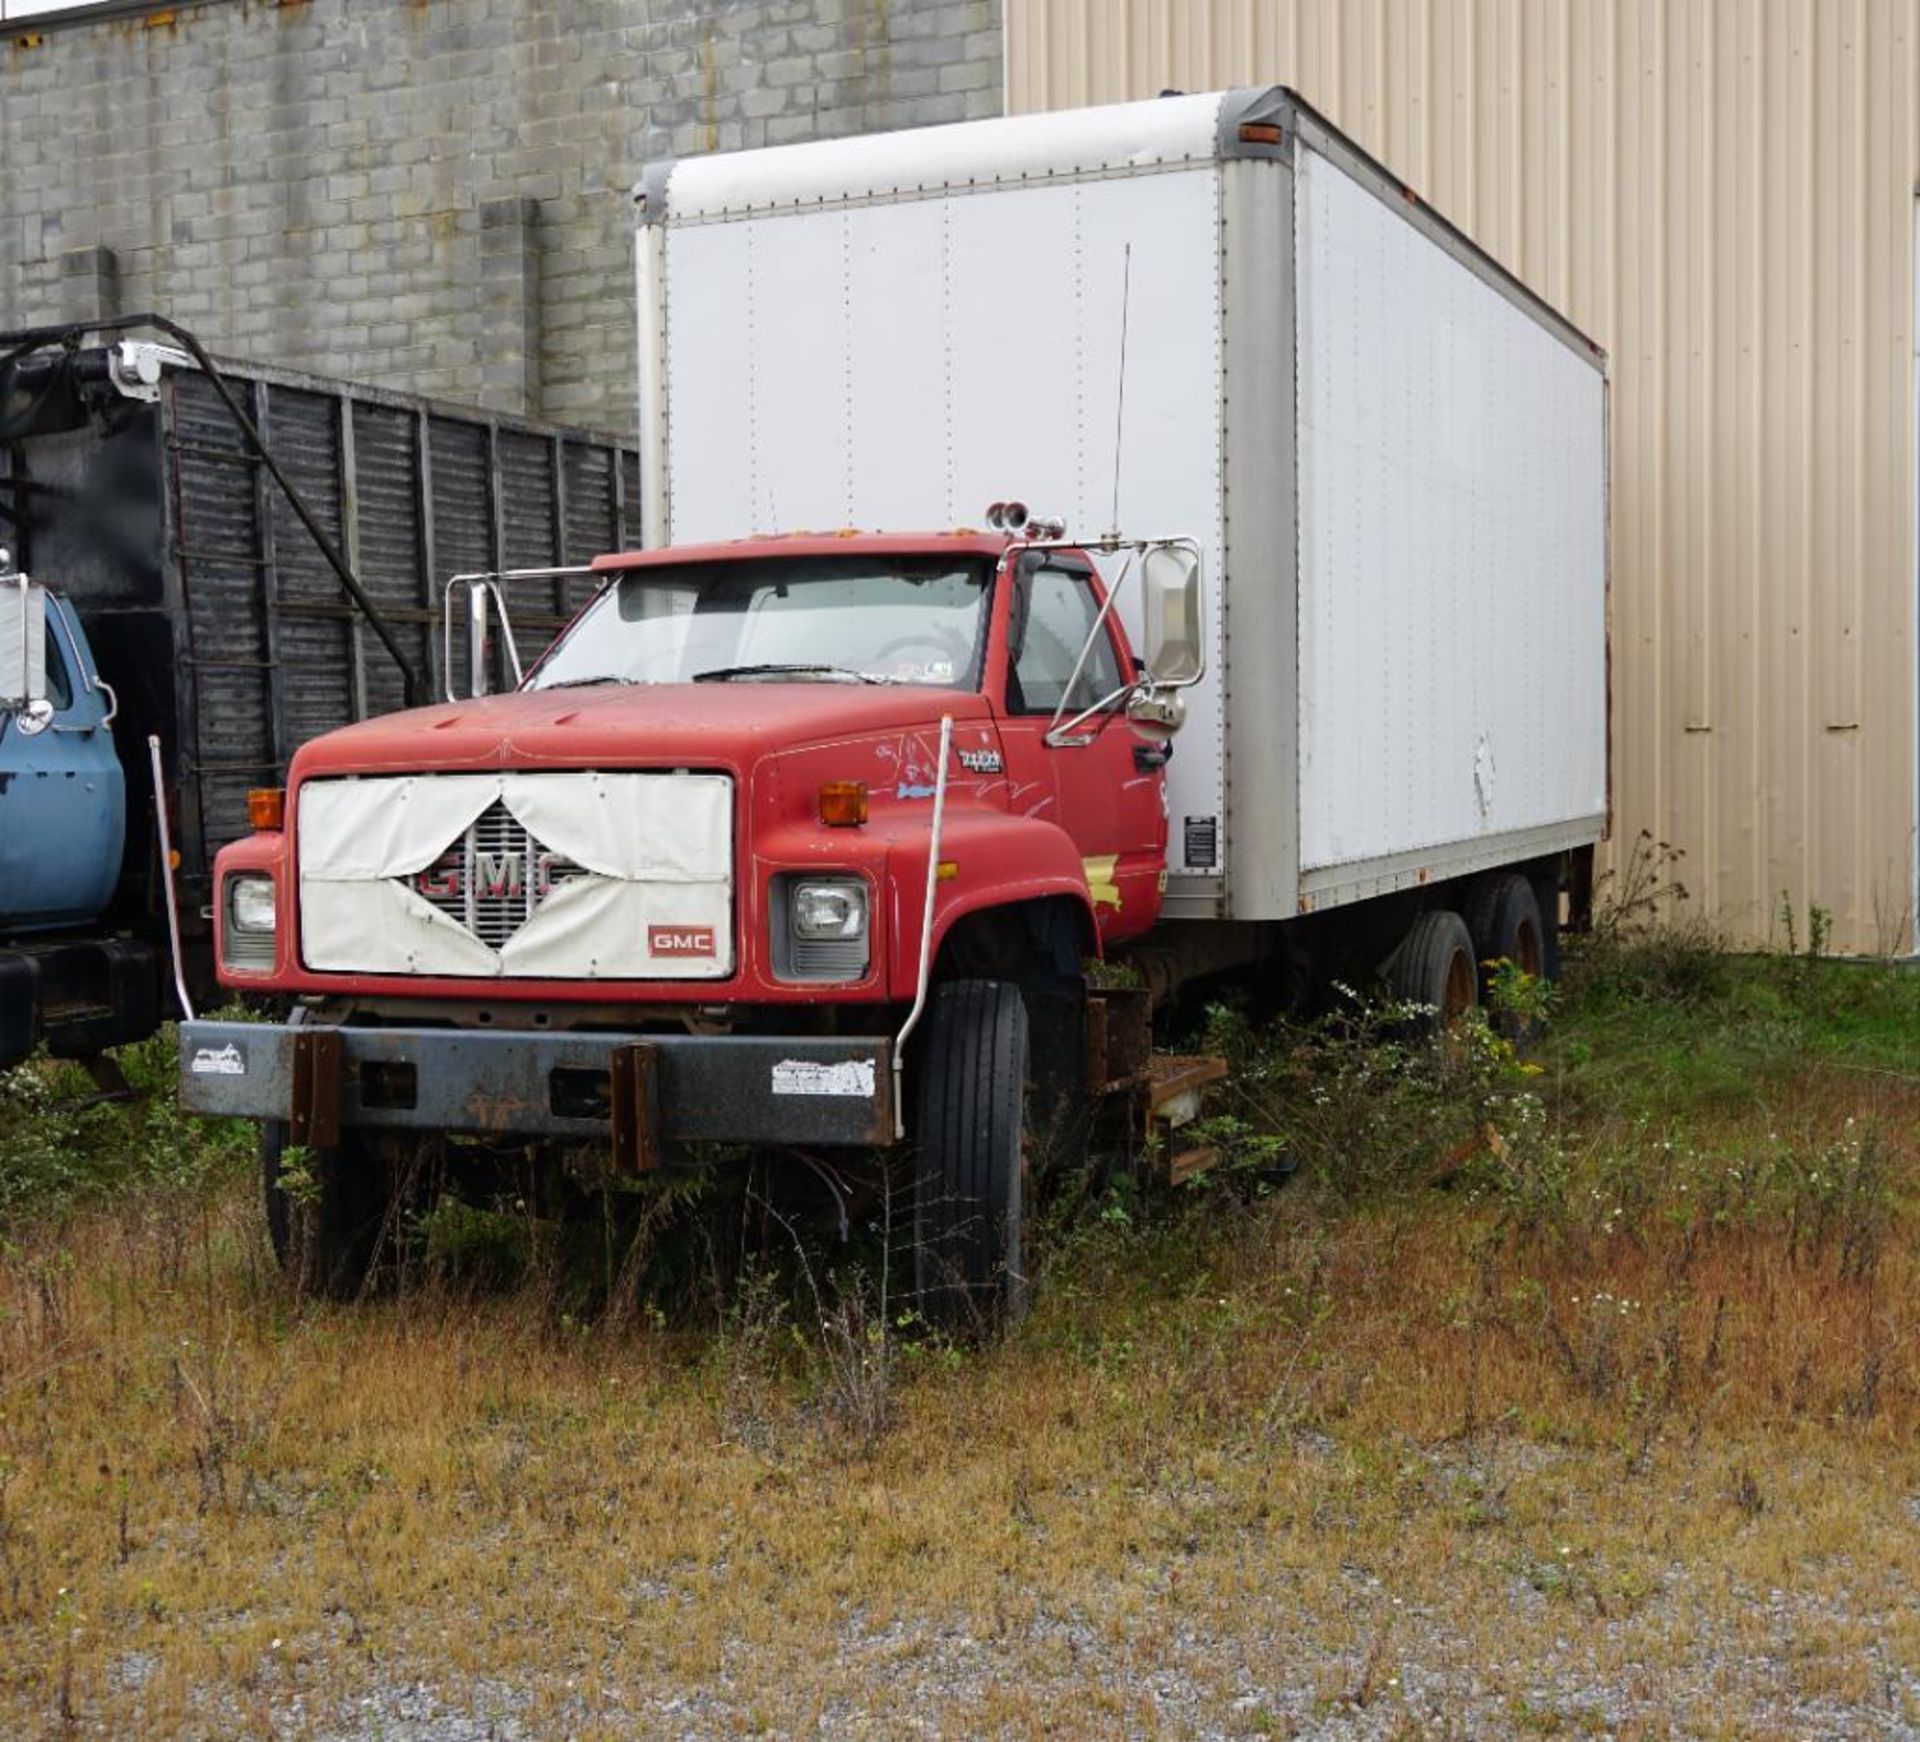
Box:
[634,85,1602,374]
[635,90,1299,225]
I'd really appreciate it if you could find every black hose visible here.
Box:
[0,315,426,707]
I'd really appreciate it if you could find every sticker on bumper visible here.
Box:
[189,1043,247,1077]
[770,1058,876,1098]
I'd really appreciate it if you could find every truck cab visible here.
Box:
[181,523,1206,1321]
[0,553,150,1067]
[0,570,125,929]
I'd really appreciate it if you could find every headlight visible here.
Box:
[228,875,277,934]
[792,879,867,940]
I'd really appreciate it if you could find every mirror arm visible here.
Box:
[1044,681,1136,748]
[441,565,596,701]
[1043,546,1138,746]
[483,581,524,687]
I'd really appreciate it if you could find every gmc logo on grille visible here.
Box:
[416,852,562,901]
[649,925,717,958]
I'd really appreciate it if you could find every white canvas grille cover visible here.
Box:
[297,773,734,979]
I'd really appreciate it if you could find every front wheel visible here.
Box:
[912,980,1028,1334]
[261,1121,391,1300]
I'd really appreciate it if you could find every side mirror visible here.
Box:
[0,551,51,733]
[442,574,525,701]
[1140,542,1204,688]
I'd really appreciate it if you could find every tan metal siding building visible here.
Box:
[1007,0,1920,952]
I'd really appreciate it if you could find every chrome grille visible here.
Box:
[414,800,588,948]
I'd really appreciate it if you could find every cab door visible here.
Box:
[0,600,126,931]
[993,553,1165,943]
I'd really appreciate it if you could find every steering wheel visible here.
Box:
[868,630,970,669]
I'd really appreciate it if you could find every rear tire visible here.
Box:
[261,1121,388,1301]
[1463,873,1548,1034]
[1528,873,1563,983]
[912,980,1028,1334]
[1386,910,1479,1028]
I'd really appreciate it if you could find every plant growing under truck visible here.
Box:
[178,88,1608,1326]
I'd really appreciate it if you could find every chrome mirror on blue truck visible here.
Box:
[0,550,52,735]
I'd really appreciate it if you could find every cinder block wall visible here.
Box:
[0,0,1003,437]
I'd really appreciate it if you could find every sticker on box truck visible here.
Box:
[770,1058,876,1098]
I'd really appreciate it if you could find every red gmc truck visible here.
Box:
[179,90,1609,1324]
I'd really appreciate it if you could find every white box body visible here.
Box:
[635,88,1608,922]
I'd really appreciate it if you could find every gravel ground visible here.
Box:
[92,1490,1920,1742]
[194,1583,1920,1742]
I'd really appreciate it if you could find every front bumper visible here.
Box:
[0,938,158,1069]
[178,1019,896,1162]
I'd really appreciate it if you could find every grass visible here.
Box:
[3,942,1920,1736]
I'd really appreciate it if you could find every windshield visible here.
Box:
[526,555,992,690]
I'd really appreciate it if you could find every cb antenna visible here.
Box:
[1106,242,1132,543]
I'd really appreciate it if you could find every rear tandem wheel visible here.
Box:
[1386,909,1480,1027]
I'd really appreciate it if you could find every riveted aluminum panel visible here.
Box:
[1293,144,1607,873]
[656,160,1230,895]
[1216,154,1297,920]
[1008,0,1920,952]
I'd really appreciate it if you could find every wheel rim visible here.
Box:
[1442,947,1476,1023]
[1514,913,1542,980]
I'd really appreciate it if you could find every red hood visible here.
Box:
[289,683,993,779]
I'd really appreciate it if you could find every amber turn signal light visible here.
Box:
[247,787,286,832]
[818,781,869,827]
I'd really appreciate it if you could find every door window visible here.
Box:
[1009,564,1124,715]
[43,620,72,711]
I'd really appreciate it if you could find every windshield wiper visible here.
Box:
[692,663,882,685]
[536,674,640,691]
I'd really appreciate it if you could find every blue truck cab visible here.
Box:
[0,566,125,928]
[0,552,150,1067]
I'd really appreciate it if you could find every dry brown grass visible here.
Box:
[3,964,1920,1736]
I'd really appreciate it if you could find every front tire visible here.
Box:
[261,1121,387,1301]
[912,980,1028,1333]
